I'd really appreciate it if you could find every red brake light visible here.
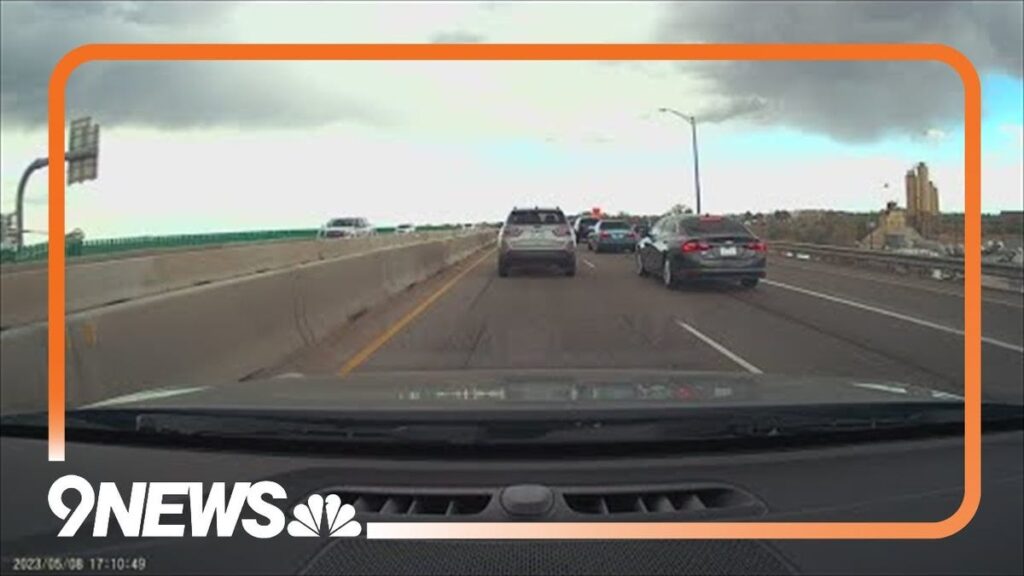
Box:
[600,231,611,238]
[746,240,767,252]
[627,232,636,239]
[681,240,711,253]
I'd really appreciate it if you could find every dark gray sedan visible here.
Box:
[635,214,767,288]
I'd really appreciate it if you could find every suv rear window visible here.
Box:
[329,218,361,227]
[679,217,750,236]
[599,220,629,230]
[508,210,567,225]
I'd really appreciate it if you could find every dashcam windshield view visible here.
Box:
[1,1,1022,575]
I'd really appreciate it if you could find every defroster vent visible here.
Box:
[563,485,766,518]
[321,488,492,517]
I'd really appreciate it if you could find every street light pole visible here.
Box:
[659,107,702,215]
[14,117,99,252]
[14,149,97,252]
[15,158,50,252]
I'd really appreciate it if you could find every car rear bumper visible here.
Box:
[500,249,575,267]
[676,268,767,279]
[671,255,766,279]
[594,238,637,249]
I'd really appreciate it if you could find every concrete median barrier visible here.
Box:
[0,231,496,414]
[0,231,463,330]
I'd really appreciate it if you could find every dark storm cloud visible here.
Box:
[0,1,389,129]
[698,96,769,124]
[657,1,1024,141]
[429,30,487,44]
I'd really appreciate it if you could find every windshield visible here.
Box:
[508,210,567,225]
[329,218,361,227]
[1,1,1021,474]
[679,217,751,236]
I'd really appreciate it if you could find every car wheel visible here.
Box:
[662,257,675,289]
[740,277,759,288]
[635,251,647,276]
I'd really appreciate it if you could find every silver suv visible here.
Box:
[318,217,373,239]
[498,207,576,277]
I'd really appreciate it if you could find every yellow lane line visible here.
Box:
[337,247,497,376]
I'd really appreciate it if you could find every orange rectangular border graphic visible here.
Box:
[47,44,981,539]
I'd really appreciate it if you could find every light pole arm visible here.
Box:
[659,107,693,124]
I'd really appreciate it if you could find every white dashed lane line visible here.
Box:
[674,319,764,374]
[762,279,1024,354]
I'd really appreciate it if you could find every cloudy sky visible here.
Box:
[0,1,1021,240]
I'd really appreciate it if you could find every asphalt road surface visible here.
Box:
[267,246,1024,404]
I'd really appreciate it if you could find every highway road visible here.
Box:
[265,245,1024,404]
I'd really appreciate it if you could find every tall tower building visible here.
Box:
[905,162,940,216]
[905,169,919,213]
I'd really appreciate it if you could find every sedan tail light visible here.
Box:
[681,240,711,253]
[600,232,611,238]
[746,240,767,252]
[627,232,637,239]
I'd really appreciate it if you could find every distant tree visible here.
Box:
[668,204,693,215]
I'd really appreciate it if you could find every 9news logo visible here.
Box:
[48,475,361,539]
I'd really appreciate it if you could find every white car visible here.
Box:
[395,224,417,235]
[318,217,373,239]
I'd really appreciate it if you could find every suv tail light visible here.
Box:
[746,240,767,252]
[504,227,524,237]
[553,225,572,237]
[681,240,711,253]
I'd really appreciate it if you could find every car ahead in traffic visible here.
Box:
[587,219,638,253]
[395,223,416,234]
[636,214,767,288]
[318,217,373,239]
[498,207,576,277]
[573,216,599,244]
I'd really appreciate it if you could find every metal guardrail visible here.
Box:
[769,241,1024,281]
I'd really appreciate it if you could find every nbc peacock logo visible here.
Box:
[286,494,362,538]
